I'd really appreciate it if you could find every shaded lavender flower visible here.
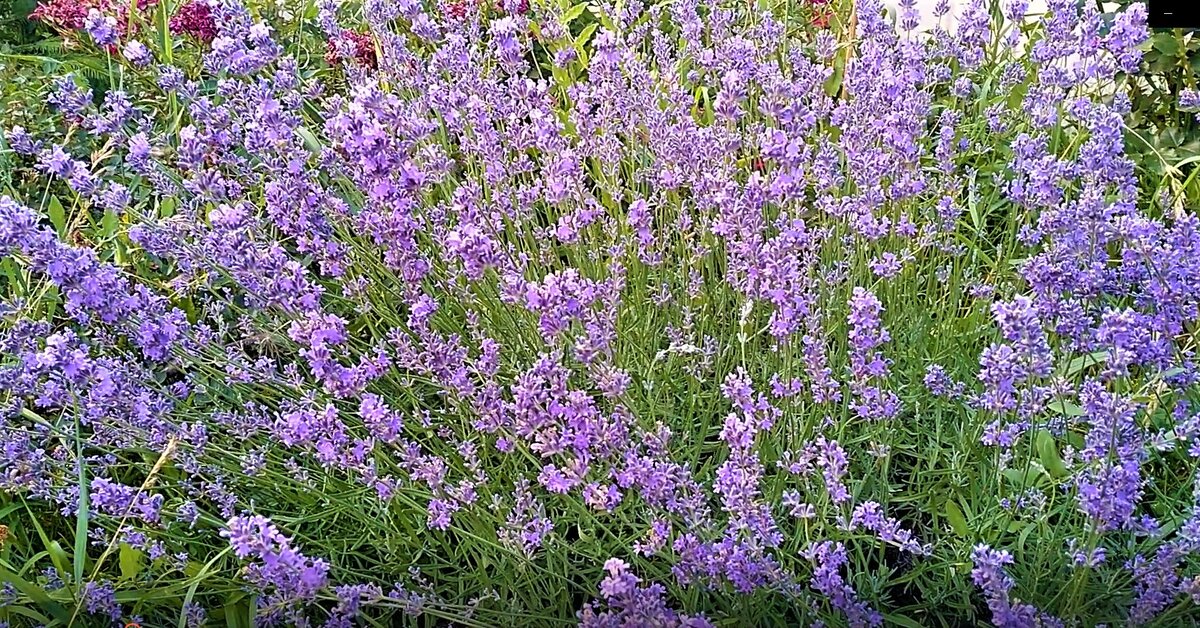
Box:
[47,75,92,119]
[4,126,41,155]
[578,558,713,628]
[498,478,553,557]
[358,393,404,443]
[157,65,186,91]
[846,287,898,421]
[868,252,901,278]
[83,9,118,47]
[849,501,928,555]
[781,490,816,519]
[91,477,163,523]
[520,269,600,339]
[1182,89,1200,110]
[183,602,207,627]
[1104,2,1149,73]
[488,16,527,71]
[923,364,965,399]
[98,183,131,213]
[82,580,121,620]
[978,344,1023,415]
[992,297,1052,378]
[40,567,64,591]
[804,541,882,627]
[0,197,189,361]
[627,199,660,265]
[814,437,852,505]
[176,500,200,528]
[223,515,330,608]
[1075,381,1144,533]
[1066,539,1106,568]
[122,40,153,67]
[1127,540,1194,625]
[971,545,1061,628]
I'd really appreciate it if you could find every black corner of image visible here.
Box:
[1149,0,1200,29]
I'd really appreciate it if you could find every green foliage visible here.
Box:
[1107,1,1200,208]
[0,1,1198,627]
[0,0,42,45]
[1127,29,1200,163]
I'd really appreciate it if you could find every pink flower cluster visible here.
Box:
[325,29,377,68]
[29,0,107,30]
[169,0,216,42]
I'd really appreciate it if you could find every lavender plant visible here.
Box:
[2,0,1199,625]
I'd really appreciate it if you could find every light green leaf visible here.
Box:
[1152,33,1181,57]
[119,543,145,580]
[575,22,598,52]
[944,500,968,536]
[1036,430,1070,479]
[47,540,71,579]
[296,127,323,154]
[74,415,89,587]
[1,605,55,625]
[1003,465,1048,488]
[47,196,66,237]
[884,614,927,628]
[562,2,588,23]
[1062,350,1109,377]
[101,209,120,238]
[1048,400,1085,417]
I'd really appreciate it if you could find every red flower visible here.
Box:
[326,30,377,69]
[443,0,481,20]
[30,0,107,31]
[170,1,217,42]
[31,0,159,47]
[809,0,833,29]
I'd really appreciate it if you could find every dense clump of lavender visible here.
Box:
[3,0,1200,624]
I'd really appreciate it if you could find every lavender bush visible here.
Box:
[2,0,1199,625]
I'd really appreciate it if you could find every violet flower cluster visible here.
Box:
[3,0,1200,625]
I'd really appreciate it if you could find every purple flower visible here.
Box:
[971,545,1061,627]
[847,288,898,421]
[578,558,712,628]
[868,252,902,278]
[849,501,928,555]
[1182,90,1200,110]
[122,40,154,67]
[91,477,163,523]
[804,541,882,627]
[923,364,965,399]
[1074,381,1144,532]
[82,580,121,620]
[176,501,200,528]
[1066,539,1106,568]
[0,1,1194,623]
[83,9,117,47]
[499,478,553,557]
[47,75,92,119]
[223,515,330,606]
[5,126,41,155]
